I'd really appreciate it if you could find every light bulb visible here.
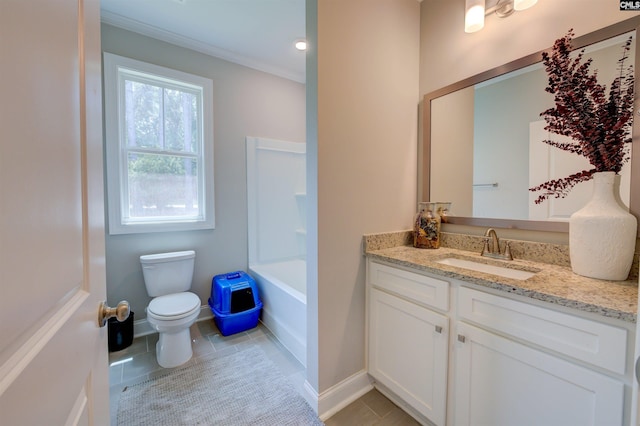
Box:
[514,0,537,11]
[465,0,485,33]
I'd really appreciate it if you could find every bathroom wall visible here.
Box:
[419,1,640,242]
[308,0,421,399]
[429,86,474,216]
[101,24,306,321]
[420,1,640,95]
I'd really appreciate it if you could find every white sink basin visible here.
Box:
[436,257,537,280]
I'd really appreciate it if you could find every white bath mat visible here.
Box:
[117,345,323,425]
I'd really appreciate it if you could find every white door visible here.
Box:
[0,0,111,424]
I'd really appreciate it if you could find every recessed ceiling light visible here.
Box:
[294,39,307,51]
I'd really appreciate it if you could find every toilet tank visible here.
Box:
[140,250,195,297]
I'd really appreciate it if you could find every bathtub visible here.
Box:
[249,258,306,366]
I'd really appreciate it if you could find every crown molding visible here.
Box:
[100,10,306,84]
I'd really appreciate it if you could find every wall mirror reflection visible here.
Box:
[422,17,640,233]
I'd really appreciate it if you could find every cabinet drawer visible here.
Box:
[368,261,449,311]
[458,287,628,375]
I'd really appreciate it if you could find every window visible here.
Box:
[103,53,214,234]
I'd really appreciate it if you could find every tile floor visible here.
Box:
[109,320,419,425]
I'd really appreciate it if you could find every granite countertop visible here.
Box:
[364,231,638,323]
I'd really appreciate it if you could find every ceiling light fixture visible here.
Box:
[465,0,537,33]
[465,0,485,33]
[514,0,537,11]
[294,39,307,51]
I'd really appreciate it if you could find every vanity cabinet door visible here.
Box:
[454,322,624,426]
[369,287,449,425]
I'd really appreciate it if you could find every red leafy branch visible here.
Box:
[530,169,596,205]
[530,30,634,204]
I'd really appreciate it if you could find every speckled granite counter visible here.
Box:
[364,231,638,323]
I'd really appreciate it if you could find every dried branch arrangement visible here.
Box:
[530,30,634,204]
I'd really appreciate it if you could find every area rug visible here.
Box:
[117,345,323,425]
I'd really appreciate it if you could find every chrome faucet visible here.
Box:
[481,228,513,260]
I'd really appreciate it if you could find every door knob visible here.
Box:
[98,300,130,327]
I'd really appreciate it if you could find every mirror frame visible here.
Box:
[422,16,640,233]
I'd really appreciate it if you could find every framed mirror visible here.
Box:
[422,16,640,233]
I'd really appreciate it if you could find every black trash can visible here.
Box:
[108,311,134,352]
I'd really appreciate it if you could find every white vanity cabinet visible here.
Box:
[454,322,624,426]
[367,261,450,425]
[366,259,632,426]
[454,287,628,426]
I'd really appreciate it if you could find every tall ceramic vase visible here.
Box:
[569,171,637,281]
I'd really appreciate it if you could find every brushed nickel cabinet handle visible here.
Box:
[458,334,466,343]
[435,325,443,334]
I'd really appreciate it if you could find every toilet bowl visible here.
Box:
[140,250,200,368]
[147,292,200,368]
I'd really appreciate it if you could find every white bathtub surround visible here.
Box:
[246,137,306,265]
[570,172,637,281]
[246,137,307,366]
[250,260,306,365]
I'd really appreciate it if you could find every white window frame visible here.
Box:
[103,52,214,234]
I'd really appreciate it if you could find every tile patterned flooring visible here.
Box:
[109,320,419,425]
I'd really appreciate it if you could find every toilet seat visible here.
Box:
[147,292,200,321]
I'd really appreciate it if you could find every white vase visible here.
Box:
[569,171,637,280]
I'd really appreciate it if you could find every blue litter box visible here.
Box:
[209,271,262,336]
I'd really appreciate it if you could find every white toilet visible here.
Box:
[140,250,200,368]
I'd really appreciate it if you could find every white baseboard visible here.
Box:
[132,305,213,338]
[316,370,373,421]
[302,380,319,413]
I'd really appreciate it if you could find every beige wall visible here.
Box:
[311,0,421,393]
[430,86,474,216]
[101,24,306,320]
[420,0,640,94]
[420,1,640,243]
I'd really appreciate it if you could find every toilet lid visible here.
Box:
[148,292,200,317]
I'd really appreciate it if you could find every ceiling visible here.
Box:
[100,0,306,83]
